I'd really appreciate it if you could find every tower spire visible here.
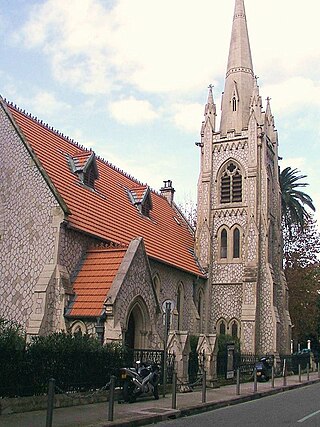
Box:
[220,0,254,135]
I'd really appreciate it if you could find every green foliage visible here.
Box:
[216,334,241,377]
[0,327,128,397]
[0,317,25,351]
[217,334,240,354]
[284,216,320,347]
[280,166,315,233]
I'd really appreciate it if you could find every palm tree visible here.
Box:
[280,166,315,232]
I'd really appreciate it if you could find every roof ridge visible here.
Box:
[5,98,158,190]
[5,99,92,153]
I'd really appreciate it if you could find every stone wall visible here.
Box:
[0,104,61,330]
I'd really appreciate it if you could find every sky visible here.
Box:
[1,0,320,224]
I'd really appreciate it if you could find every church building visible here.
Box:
[195,0,291,354]
[0,0,291,372]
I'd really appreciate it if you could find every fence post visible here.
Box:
[202,370,206,403]
[271,365,275,389]
[307,363,310,381]
[46,378,55,427]
[108,376,116,422]
[253,367,257,392]
[283,360,287,387]
[236,368,240,395]
[172,371,177,410]
[298,364,301,383]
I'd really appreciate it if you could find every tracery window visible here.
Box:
[220,162,242,204]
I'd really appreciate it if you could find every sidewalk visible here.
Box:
[1,372,319,427]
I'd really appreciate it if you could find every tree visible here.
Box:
[280,166,315,233]
[283,216,320,349]
[283,215,320,269]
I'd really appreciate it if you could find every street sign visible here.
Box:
[162,299,175,312]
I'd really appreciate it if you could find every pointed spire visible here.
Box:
[204,84,216,128]
[220,0,255,135]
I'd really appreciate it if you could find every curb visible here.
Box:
[100,378,320,426]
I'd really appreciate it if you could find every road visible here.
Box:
[156,382,320,426]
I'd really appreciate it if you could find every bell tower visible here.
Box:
[196,0,291,354]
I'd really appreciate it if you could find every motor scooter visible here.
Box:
[120,361,160,403]
[255,357,272,382]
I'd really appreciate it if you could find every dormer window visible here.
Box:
[128,185,153,218]
[68,152,99,189]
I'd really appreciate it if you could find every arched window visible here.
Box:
[153,274,161,299]
[232,96,237,112]
[233,228,240,259]
[220,162,242,204]
[219,321,226,335]
[177,283,184,330]
[220,228,228,259]
[197,289,204,333]
[231,321,238,338]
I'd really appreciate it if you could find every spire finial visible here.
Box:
[219,0,255,134]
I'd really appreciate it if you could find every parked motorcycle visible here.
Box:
[255,357,272,382]
[120,361,160,403]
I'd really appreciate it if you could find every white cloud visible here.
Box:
[171,103,203,133]
[30,92,71,116]
[108,97,158,125]
[279,157,306,173]
[261,77,320,115]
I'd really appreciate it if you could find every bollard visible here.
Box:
[318,362,320,379]
[253,367,257,392]
[236,368,240,395]
[46,378,55,427]
[299,364,301,383]
[202,370,206,403]
[271,365,275,389]
[108,375,116,422]
[307,363,310,381]
[282,359,287,386]
[172,371,177,409]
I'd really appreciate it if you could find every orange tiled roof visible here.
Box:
[68,247,127,317]
[6,102,204,277]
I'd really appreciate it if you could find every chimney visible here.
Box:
[160,180,175,206]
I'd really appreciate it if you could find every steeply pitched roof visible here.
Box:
[5,101,204,277]
[67,247,127,317]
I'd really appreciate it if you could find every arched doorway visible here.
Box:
[124,297,151,349]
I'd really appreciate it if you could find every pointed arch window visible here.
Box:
[197,289,204,333]
[177,283,184,330]
[231,321,238,339]
[219,321,226,335]
[220,228,228,259]
[220,162,242,204]
[233,228,240,259]
[153,274,161,299]
[232,96,237,112]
